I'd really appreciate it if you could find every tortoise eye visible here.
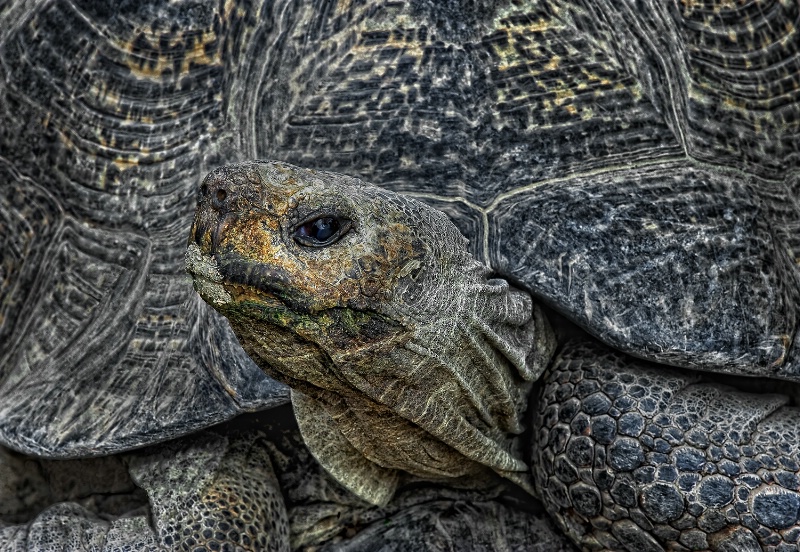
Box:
[293,215,352,247]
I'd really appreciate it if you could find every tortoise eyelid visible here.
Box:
[292,215,353,247]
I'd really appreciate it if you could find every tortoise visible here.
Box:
[1,0,799,550]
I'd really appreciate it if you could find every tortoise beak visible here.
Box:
[191,165,266,254]
[192,211,236,256]
[213,251,296,301]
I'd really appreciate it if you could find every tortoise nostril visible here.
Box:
[216,189,227,202]
[200,183,208,196]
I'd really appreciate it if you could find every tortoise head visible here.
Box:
[186,161,555,504]
[188,160,434,314]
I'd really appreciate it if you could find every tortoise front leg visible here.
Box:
[128,431,290,552]
[534,339,800,552]
[0,432,290,552]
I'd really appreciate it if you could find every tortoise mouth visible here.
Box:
[213,251,299,306]
[185,243,297,310]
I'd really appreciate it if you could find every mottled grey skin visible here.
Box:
[0,430,290,552]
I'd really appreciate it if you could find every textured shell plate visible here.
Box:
[0,0,798,456]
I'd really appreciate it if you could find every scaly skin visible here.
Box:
[535,340,800,552]
[0,432,290,552]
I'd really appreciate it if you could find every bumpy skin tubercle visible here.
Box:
[187,160,555,505]
[129,432,290,552]
[0,431,290,552]
[535,340,800,552]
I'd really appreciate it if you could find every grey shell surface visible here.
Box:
[0,0,798,459]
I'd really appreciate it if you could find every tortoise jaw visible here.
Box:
[186,242,311,316]
[185,243,234,308]
[213,251,297,304]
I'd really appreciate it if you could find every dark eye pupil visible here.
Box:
[299,217,340,242]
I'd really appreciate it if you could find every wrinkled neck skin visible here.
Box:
[186,161,555,504]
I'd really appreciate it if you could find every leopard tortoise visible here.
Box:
[2,0,800,551]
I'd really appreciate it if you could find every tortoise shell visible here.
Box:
[1,0,798,459]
